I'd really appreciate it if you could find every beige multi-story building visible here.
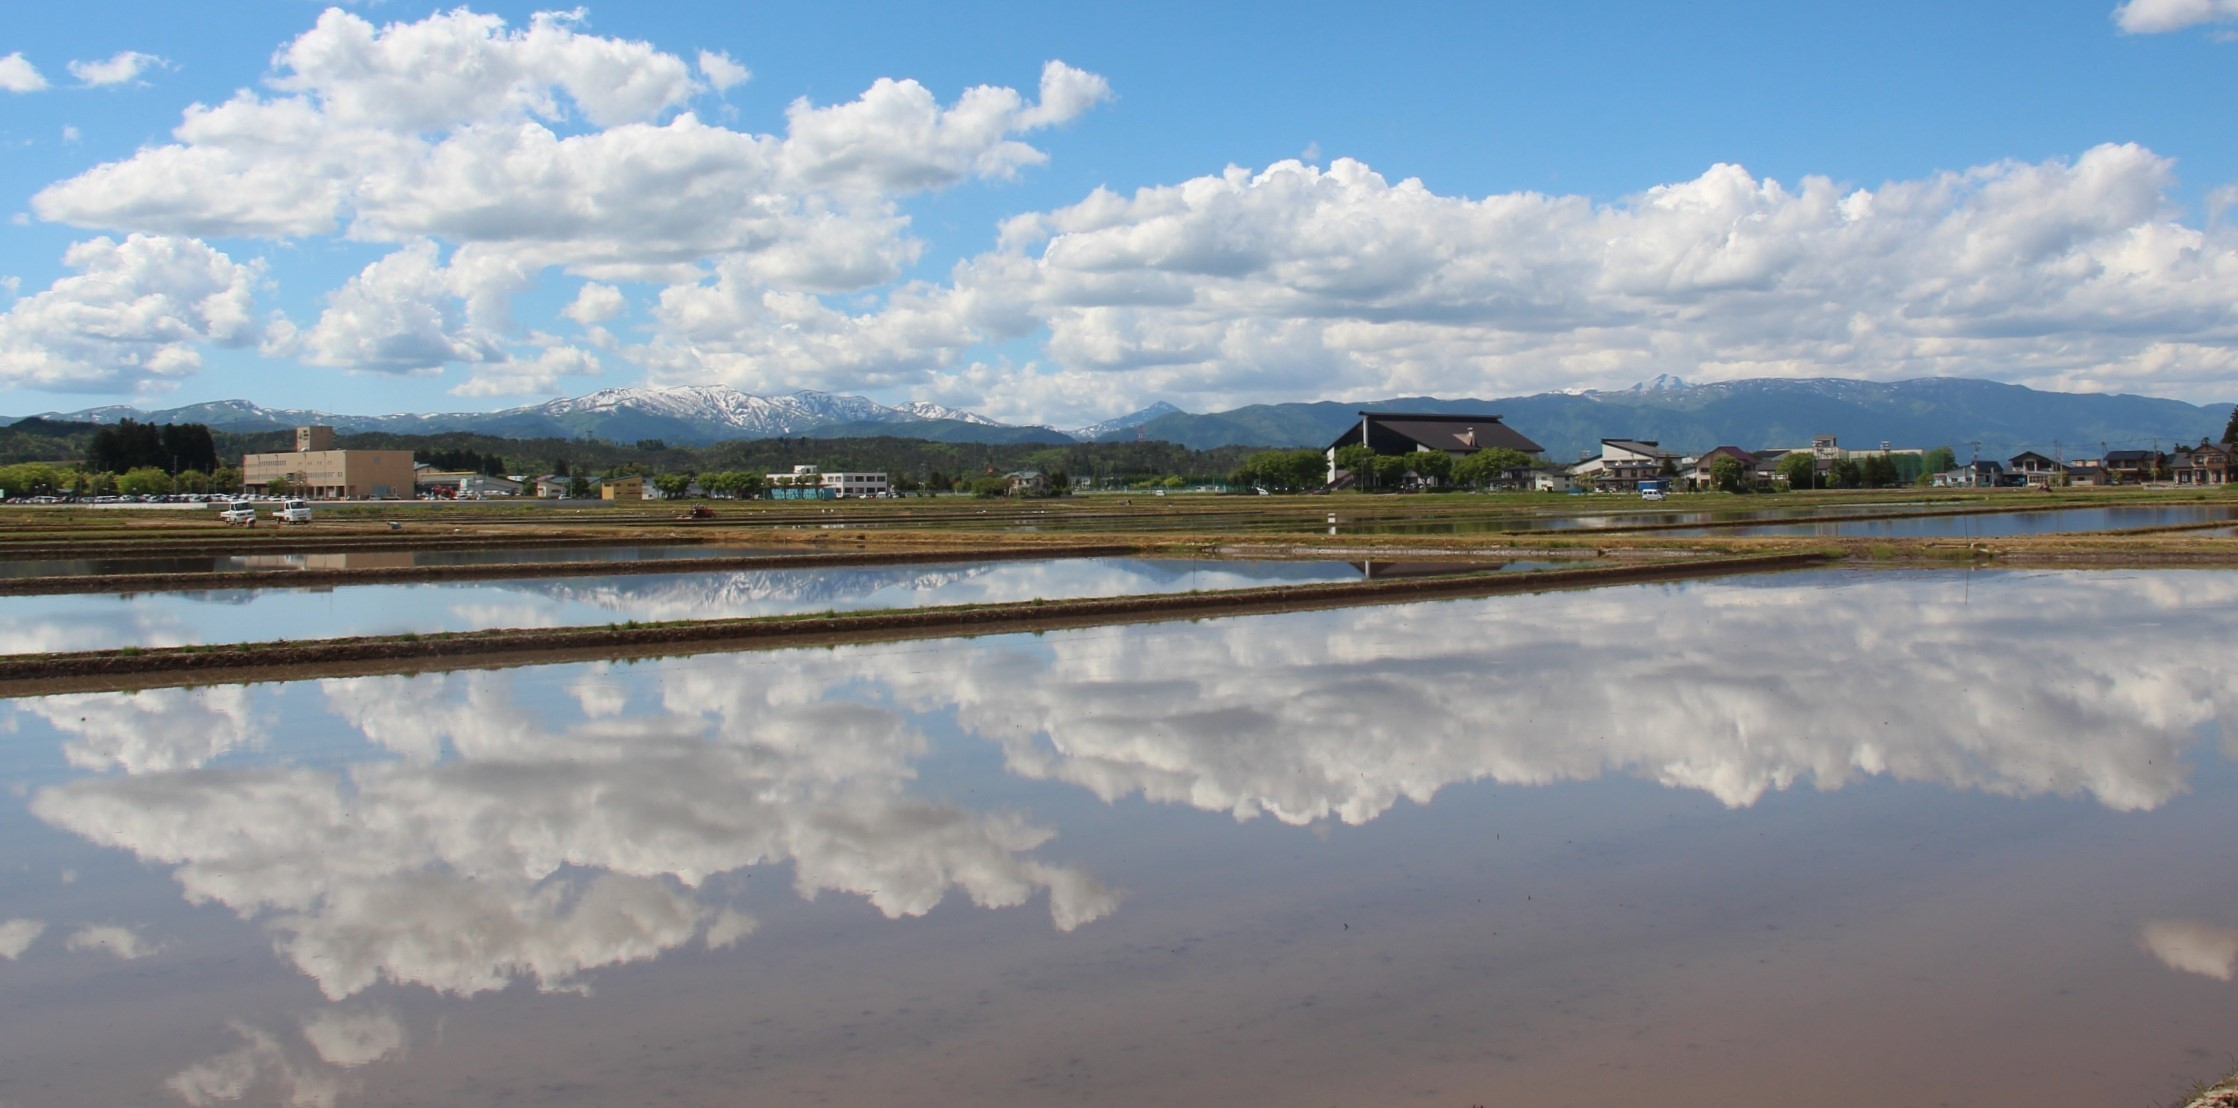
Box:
[242,426,414,499]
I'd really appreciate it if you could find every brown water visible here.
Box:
[1,567,2234,1105]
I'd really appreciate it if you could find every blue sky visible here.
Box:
[4,0,2238,425]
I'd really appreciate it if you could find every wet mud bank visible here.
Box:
[0,551,1829,695]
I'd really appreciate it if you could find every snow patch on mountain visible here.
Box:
[23,386,1006,441]
[1069,401,1183,440]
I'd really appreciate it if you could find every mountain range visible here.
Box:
[10,378,2233,459]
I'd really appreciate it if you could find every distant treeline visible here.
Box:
[1,420,1265,488]
[334,430,1263,485]
[82,418,221,474]
[412,446,510,476]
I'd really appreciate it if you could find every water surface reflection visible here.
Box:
[2,568,2235,1105]
[0,556,1368,653]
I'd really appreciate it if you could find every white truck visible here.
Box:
[218,501,257,526]
[272,498,314,524]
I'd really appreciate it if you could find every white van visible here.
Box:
[273,499,314,524]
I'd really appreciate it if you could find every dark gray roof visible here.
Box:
[1600,439,1677,458]
[1327,412,1543,455]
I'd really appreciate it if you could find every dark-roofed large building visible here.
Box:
[1325,411,1544,487]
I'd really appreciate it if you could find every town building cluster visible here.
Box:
[1323,412,2233,492]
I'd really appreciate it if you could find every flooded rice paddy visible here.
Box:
[1,567,2234,1105]
[912,498,2238,539]
[1664,502,2238,539]
[0,557,1551,654]
[0,543,790,580]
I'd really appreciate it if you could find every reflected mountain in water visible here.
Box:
[493,563,995,620]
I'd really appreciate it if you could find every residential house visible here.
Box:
[1571,439,1680,492]
[1751,448,1794,487]
[1687,446,1759,491]
[2008,451,2066,487]
[1931,460,2006,488]
[1005,470,1050,496]
[1324,411,1544,487]
[2171,443,2232,485]
[2102,450,2163,484]
[599,475,645,501]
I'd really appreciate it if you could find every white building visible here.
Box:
[764,464,890,498]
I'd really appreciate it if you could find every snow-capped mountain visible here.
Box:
[22,385,1015,445]
[897,401,1000,425]
[1069,401,1183,441]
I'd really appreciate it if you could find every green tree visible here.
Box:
[1860,454,1898,488]
[568,475,592,498]
[1831,458,1863,488]
[652,472,695,499]
[116,466,174,497]
[1369,454,1410,489]
[1776,451,1817,489]
[2224,407,2238,445]
[1709,455,1746,493]
[1234,448,1325,492]
[0,462,68,498]
[1453,448,1534,489]
[1332,443,1377,489]
[1921,446,1957,474]
[1407,450,1454,486]
[211,465,242,493]
[968,476,1008,497]
[264,475,295,498]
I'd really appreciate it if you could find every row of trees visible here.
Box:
[85,420,219,475]
[1318,445,1539,492]
[0,461,244,498]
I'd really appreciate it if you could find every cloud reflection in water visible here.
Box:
[16,568,2238,1013]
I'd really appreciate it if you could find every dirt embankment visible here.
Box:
[0,551,1831,695]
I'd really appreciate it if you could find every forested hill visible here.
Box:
[1104,378,2236,458]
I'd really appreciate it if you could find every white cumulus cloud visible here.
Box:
[25,8,1108,397]
[2114,0,2238,32]
[67,50,165,87]
[665,143,2238,420]
[0,52,47,93]
[698,50,749,93]
[0,234,267,394]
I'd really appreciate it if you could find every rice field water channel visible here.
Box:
[0,555,1561,654]
[0,567,2233,1106]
